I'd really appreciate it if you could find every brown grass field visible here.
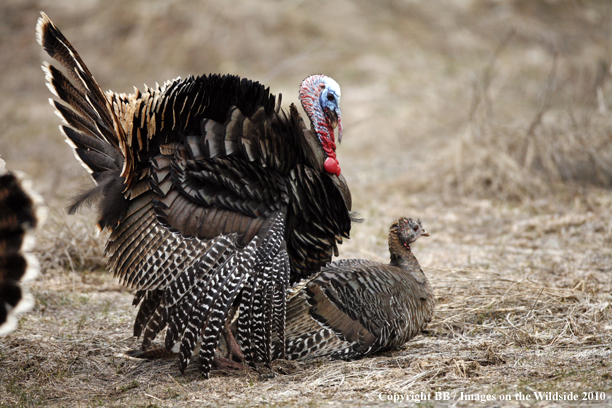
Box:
[1,0,612,406]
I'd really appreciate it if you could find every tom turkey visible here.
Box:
[0,159,44,335]
[37,13,354,376]
[284,217,434,360]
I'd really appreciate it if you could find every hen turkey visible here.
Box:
[37,13,354,376]
[0,159,44,335]
[284,217,433,360]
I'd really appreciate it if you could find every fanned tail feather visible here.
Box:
[36,13,124,150]
[0,161,46,335]
[37,13,132,226]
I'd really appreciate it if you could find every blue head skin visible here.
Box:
[319,77,343,142]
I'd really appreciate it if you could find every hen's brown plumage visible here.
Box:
[37,12,354,376]
[284,217,434,360]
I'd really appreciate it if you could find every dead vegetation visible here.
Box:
[35,206,107,274]
[445,7,612,200]
[447,50,612,200]
[1,0,612,407]
[2,245,610,407]
[432,268,610,349]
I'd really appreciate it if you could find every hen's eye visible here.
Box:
[327,94,335,101]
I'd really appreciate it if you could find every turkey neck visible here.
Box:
[388,233,419,269]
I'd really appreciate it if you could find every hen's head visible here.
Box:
[390,217,429,250]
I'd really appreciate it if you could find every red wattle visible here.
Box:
[324,157,341,175]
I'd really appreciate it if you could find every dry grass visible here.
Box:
[443,4,612,200]
[34,205,107,274]
[2,245,610,407]
[2,0,612,406]
[432,268,610,347]
[446,49,612,200]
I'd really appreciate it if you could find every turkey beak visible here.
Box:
[421,229,430,237]
[325,107,342,143]
[325,107,338,129]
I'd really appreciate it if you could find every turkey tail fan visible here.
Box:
[0,160,46,335]
[36,13,123,151]
[37,13,131,228]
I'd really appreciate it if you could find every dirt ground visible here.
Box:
[1,0,611,407]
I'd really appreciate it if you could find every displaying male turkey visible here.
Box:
[37,13,354,377]
[0,159,44,335]
[283,217,433,360]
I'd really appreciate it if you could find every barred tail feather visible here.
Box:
[174,240,257,375]
[195,264,249,377]
[133,289,163,339]
[271,249,289,360]
[236,212,289,367]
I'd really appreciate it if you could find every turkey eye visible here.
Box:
[327,94,335,101]
[412,225,419,232]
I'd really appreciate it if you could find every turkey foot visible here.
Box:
[213,355,246,370]
[126,347,175,360]
[223,321,244,363]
